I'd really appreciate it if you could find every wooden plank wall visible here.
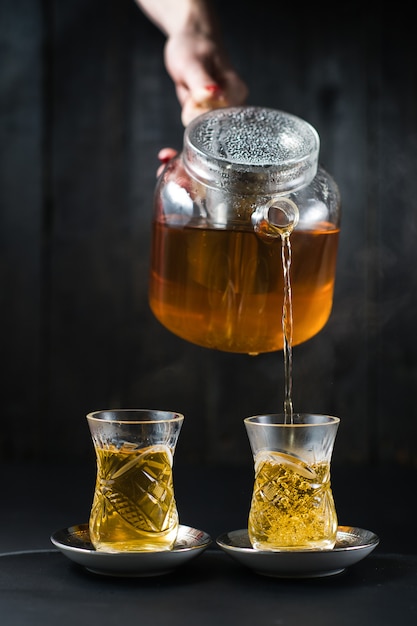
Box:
[1,0,416,466]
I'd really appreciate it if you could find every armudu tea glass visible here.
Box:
[87,409,184,553]
[244,414,339,551]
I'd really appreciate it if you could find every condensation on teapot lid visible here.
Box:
[184,106,320,195]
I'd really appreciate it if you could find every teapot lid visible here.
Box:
[183,106,319,195]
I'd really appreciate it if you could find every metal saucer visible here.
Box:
[51,523,211,577]
[216,526,379,578]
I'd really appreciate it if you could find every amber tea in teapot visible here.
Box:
[149,107,340,354]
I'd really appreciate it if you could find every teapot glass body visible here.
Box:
[149,107,340,355]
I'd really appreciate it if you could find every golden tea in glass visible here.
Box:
[87,410,183,553]
[248,451,337,550]
[244,414,339,551]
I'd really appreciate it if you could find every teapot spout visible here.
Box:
[252,197,299,239]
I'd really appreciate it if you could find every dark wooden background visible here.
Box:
[2,0,417,468]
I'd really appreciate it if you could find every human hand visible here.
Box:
[136,1,248,125]
[164,29,248,126]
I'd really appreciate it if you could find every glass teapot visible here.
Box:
[149,106,340,355]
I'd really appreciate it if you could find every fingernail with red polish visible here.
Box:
[205,84,222,94]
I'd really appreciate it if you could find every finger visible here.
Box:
[156,147,178,177]
[181,73,248,126]
[220,71,249,106]
[181,85,228,126]
[158,147,177,162]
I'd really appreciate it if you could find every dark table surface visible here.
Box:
[1,461,416,625]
